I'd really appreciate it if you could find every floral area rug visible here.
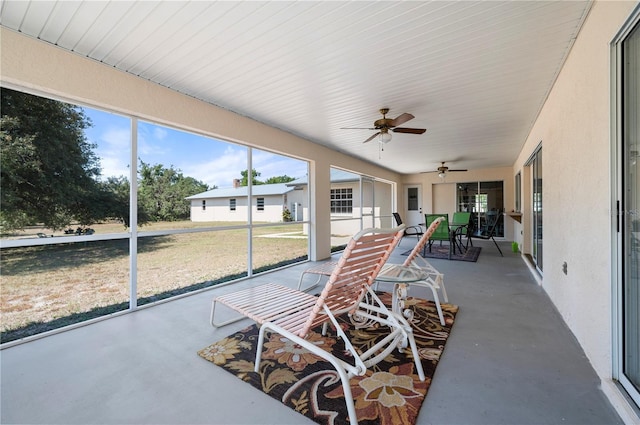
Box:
[198,292,458,425]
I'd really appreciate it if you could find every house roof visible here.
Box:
[189,169,358,199]
[287,169,359,187]
[186,183,294,200]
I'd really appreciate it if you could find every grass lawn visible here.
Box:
[1,221,312,342]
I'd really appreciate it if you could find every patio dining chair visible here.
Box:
[393,211,424,239]
[210,225,426,425]
[451,211,472,250]
[468,212,504,256]
[425,213,450,253]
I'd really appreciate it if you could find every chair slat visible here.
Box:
[403,217,443,266]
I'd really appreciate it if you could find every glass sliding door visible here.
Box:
[456,181,504,237]
[480,181,504,237]
[532,149,543,272]
[620,17,640,405]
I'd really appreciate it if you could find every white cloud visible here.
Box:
[102,128,130,150]
[182,146,248,188]
[95,127,131,179]
[252,151,307,180]
[190,149,309,187]
[99,156,130,180]
[153,127,168,140]
[138,132,169,157]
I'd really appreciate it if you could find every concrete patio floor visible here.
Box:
[1,237,623,424]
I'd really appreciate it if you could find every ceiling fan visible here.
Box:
[342,108,427,144]
[427,162,468,178]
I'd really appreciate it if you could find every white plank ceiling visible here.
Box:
[0,1,592,174]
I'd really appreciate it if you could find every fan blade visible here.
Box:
[389,113,414,127]
[448,169,468,172]
[341,127,377,130]
[392,127,426,134]
[363,132,380,144]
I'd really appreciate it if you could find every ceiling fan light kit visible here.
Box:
[379,129,392,143]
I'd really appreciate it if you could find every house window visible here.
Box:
[475,194,488,213]
[202,200,206,211]
[257,197,264,211]
[330,188,353,214]
[229,199,236,211]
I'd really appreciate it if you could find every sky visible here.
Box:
[82,106,308,189]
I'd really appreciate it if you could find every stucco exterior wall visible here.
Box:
[189,194,286,223]
[253,195,286,222]
[513,0,638,389]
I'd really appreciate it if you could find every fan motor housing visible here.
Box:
[374,118,393,128]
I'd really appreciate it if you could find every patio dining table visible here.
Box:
[420,221,468,260]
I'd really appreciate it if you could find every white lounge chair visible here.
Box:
[210,225,426,425]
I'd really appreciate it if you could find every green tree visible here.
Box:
[138,161,209,221]
[94,176,144,228]
[240,169,262,186]
[263,175,295,184]
[0,88,125,230]
[240,170,295,186]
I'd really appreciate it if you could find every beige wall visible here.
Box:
[0,27,402,261]
[432,183,456,215]
[512,1,638,419]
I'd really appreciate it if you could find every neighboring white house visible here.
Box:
[186,169,390,235]
[186,179,304,223]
